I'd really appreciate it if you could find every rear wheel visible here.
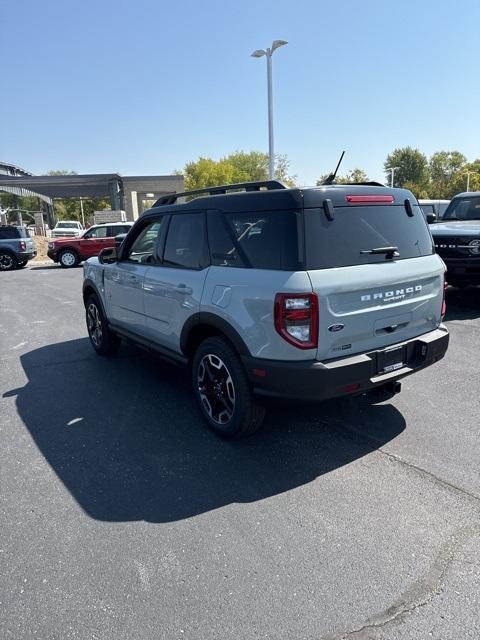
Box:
[0,251,17,271]
[192,336,265,438]
[59,249,79,268]
[86,294,120,355]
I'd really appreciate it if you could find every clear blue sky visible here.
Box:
[1,0,479,184]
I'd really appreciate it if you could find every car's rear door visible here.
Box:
[143,212,209,354]
[304,197,445,362]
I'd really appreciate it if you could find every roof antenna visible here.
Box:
[322,151,345,185]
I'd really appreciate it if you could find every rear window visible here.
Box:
[208,210,301,270]
[443,197,480,221]
[305,205,434,269]
[0,226,21,239]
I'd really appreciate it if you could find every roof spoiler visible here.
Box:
[154,180,286,207]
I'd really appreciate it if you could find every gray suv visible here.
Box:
[0,225,36,270]
[83,181,449,438]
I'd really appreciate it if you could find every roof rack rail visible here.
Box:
[154,180,286,207]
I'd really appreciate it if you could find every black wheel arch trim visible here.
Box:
[180,312,251,357]
[82,279,107,316]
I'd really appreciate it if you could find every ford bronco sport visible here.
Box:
[0,225,37,271]
[48,222,133,268]
[82,180,449,438]
[429,191,480,287]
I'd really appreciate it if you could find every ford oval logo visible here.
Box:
[328,323,345,333]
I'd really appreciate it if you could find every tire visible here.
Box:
[192,336,265,438]
[16,260,28,269]
[59,248,79,268]
[86,294,120,355]
[0,251,17,271]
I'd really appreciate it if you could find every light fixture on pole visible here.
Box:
[251,40,288,179]
[385,166,399,187]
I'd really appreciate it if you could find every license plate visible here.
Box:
[378,345,406,374]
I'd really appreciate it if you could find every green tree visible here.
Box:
[384,147,429,188]
[429,151,467,198]
[179,150,296,191]
[46,170,77,176]
[316,168,369,185]
[445,159,480,197]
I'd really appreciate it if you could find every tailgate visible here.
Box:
[308,255,445,361]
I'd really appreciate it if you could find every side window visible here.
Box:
[163,213,205,269]
[208,211,300,270]
[208,212,246,268]
[107,226,128,237]
[126,220,163,264]
[0,227,21,239]
[84,226,108,239]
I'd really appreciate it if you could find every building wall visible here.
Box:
[122,176,184,221]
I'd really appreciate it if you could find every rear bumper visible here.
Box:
[242,325,449,402]
[17,250,36,261]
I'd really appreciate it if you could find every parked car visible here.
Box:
[430,191,480,288]
[418,199,450,223]
[48,222,133,268]
[83,180,449,438]
[51,220,84,238]
[0,225,37,271]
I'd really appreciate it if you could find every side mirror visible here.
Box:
[426,213,437,224]
[98,247,117,264]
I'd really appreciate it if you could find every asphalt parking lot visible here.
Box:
[1,265,479,640]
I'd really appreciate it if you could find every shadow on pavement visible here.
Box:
[444,286,480,321]
[6,338,406,523]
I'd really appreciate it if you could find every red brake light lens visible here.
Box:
[274,293,319,349]
[346,195,395,204]
[19,240,26,251]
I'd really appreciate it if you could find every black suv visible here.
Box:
[0,226,37,271]
[429,192,480,287]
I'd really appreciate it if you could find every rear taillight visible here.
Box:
[19,240,26,251]
[441,273,447,320]
[274,293,319,350]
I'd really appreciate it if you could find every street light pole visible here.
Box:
[266,52,274,180]
[385,166,399,187]
[466,171,471,192]
[251,40,288,180]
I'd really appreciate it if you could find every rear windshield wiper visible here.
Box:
[360,246,399,259]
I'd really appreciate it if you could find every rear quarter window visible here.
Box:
[305,205,434,269]
[0,227,21,239]
[208,210,302,270]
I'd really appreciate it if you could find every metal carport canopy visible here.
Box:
[0,173,122,199]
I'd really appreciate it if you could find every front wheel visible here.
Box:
[59,249,79,268]
[192,337,265,438]
[86,294,120,355]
